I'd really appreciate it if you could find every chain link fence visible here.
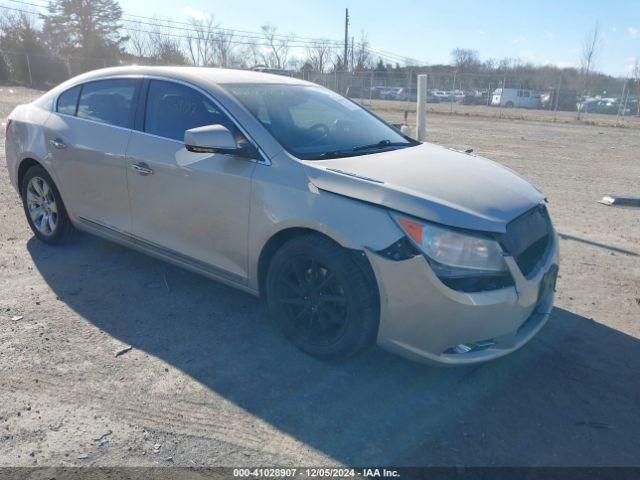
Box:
[2,49,639,128]
[300,70,640,127]
[0,50,118,88]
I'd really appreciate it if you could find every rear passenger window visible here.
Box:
[144,80,238,142]
[77,79,138,128]
[56,85,80,115]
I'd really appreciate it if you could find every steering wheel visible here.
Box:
[306,123,330,145]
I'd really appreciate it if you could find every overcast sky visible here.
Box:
[117,0,639,76]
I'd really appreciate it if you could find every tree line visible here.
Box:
[0,0,634,98]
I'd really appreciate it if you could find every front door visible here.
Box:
[125,79,256,283]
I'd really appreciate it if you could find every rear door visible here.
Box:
[125,79,257,283]
[44,78,141,232]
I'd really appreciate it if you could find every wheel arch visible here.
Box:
[256,226,378,302]
[16,156,71,217]
[17,157,45,192]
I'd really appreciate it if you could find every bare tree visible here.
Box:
[147,24,187,65]
[212,30,235,68]
[353,31,371,72]
[186,15,217,66]
[126,21,150,58]
[124,20,186,65]
[235,44,257,69]
[330,50,346,72]
[305,39,332,73]
[631,57,640,115]
[482,58,497,71]
[258,23,292,69]
[580,22,601,95]
[632,57,640,80]
[451,48,480,73]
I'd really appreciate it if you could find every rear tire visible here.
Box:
[21,165,75,245]
[265,234,379,361]
[505,101,514,108]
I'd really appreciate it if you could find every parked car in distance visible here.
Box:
[396,87,417,101]
[395,88,439,103]
[625,97,639,116]
[461,91,489,105]
[432,90,454,102]
[452,90,466,102]
[426,91,440,103]
[370,86,391,99]
[382,87,402,100]
[577,97,631,115]
[540,91,578,112]
[345,85,364,98]
[491,88,542,109]
[5,66,559,365]
[576,98,600,113]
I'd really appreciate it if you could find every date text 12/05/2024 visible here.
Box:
[232,468,401,478]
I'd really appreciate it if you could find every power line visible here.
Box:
[120,18,341,47]
[2,0,344,45]
[0,0,428,65]
[0,3,337,49]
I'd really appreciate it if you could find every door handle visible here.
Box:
[50,138,67,149]
[131,162,153,176]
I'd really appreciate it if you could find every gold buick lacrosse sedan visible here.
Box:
[5,66,558,365]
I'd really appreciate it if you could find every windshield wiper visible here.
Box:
[352,139,409,152]
[316,150,361,160]
[315,140,411,160]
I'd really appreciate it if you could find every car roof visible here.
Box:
[33,65,318,110]
[72,65,313,86]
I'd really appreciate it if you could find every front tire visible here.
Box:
[21,165,75,245]
[266,234,379,361]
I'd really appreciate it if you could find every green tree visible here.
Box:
[42,0,127,60]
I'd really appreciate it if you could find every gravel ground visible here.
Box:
[1,86,639,467]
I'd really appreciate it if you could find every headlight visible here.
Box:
[393,214,513,291]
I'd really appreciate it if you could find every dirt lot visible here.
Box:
[1,86,639,467]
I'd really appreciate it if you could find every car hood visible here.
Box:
[302,143,544,233]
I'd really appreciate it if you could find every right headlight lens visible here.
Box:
[393,214,513,291]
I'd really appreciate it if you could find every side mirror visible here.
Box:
[184,124,239,154]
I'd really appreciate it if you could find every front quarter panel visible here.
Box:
[247,151,402,291]
[6,104,52,191]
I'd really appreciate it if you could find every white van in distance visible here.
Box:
[492,88,541,109]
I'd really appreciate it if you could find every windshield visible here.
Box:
[225,84,416,160]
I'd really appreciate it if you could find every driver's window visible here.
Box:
[144,80,240,142]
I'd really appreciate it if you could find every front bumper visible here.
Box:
[366,231,559,365]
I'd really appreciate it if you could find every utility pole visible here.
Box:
[344,8,349,72]
[416,74,427,141]
[351,36,355,72]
